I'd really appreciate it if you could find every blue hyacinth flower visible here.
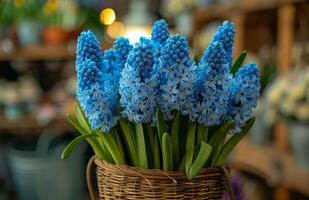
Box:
[119,38,159,125]
[101,49,116,74]
[190,41,232,126]
[212,21,235,67]
[76,40,119,133]
[158,34,197,119]
[101,38,132,88]
[76,30,104,72]
[77,59,119,132]
[113,37,133,69]
[151,19,170,45]
[228,63,260,133]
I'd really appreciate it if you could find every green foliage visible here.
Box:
[63,102,256,180]
[213,117,255,166]
[136,123,148,169]
[230,51,247,75]
[0,0,15,25]
[185,121,196,175]
[61,133,98,159]
[16,0,43,22]
[162,133,173,171]
[42,0,85,29]
[188,142,212,180]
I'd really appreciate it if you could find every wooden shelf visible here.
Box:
[194,0,306,22]
[0,116,71,135]
[231,138,309,197]
[0,117,43,133]
[0,45,75,61]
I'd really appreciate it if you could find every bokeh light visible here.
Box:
[100,8,116,25]
[124,26,150,44]
[107,21,125,38]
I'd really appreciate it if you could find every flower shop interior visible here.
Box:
[0,0,308,200]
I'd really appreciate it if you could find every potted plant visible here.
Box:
[42,0,84,45]
[14,0,42,47]
[62,20,261,199]
[265,67,309,169]
[0,0,15,37]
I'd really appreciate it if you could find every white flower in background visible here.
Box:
[290,84,305,101]
[296,104,309,120]
[265,67,309,123]
[268,77,288,105]
[280,98,296,115]
[163,0,195,16]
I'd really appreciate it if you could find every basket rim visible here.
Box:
[94,157,227,180]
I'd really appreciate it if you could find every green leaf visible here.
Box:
[74,102,109,159]
[162,133,173,171]
[208,120,234,165]
[66,113,89,135]
[208,120,234,148]
[196,124,204,147]
[145,126,155,168]
[197,124,208,146]
[61,134,98,159]
[211,138,225,166]
[185,121,197,175]
[136,123,148,169]
[119,119,138,165]
[98,131,125,165]
[112,129,125,163]
[230,51,247,75]
[178,154,186,171]
[74,103,92,133]
[66,114,105,160]
[178,114,188,162]
[214,117,255,166]
[203,127,209,142]
[171,111,180,166]
[188,142,212,180]
[153,132,161,169]
[156,109,165,147]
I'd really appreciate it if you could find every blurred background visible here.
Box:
[0,0,308,199]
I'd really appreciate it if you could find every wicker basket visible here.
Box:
[87,156,233,200]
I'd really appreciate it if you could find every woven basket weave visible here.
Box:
[87,156,232,200]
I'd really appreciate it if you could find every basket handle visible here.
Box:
[87,155,97,200]
[221,166,235,200]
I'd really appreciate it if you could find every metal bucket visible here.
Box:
[8,133,86,200]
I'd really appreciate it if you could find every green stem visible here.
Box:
[203,126,209,142]
[188,142,212,180]
[119,119,138,165]
[214,117,255,166]
[113,128,126,163]
[136,123,148,169]
[156,109,165,147]
[146,126,155,168]
[153,133,161,169]
[99,131,124,165]
[185,120,197,175]
[66,114,105,159]
[171,111,180,166]
[162,133,173,171]
[196,124,204,147]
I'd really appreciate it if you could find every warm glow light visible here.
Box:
[107,21,125,38]
[124,26,150,44]
[100,8,116,25]
[14,0,24,8]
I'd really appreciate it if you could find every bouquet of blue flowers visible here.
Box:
[62,20,260,180]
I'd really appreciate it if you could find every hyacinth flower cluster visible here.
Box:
[63,19,260,180]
